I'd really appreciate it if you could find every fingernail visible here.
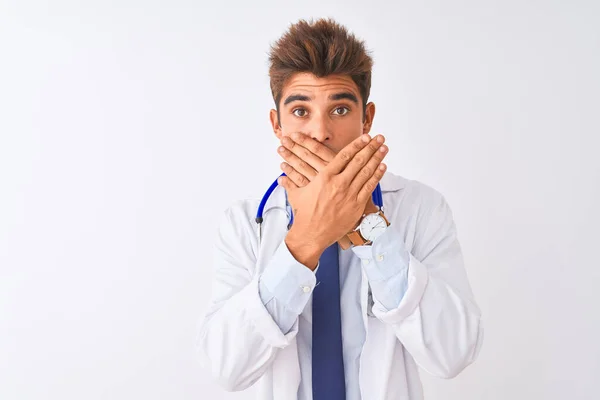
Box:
[377,135,384,143]
[379,164,386,171]
[362,134,370,143]
[278,146,285,153]
[379,145,388,153]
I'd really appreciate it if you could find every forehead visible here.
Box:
[281,73,360,100]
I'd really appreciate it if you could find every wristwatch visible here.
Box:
[346,209,390,246]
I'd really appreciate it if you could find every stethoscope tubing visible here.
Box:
[255,172,384,228]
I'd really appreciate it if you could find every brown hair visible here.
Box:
[268,18,373,115]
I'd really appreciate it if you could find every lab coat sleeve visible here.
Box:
[195,202,314,392]
[356,192,483,379]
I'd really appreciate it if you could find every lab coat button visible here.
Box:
[376,254,384,261]
[302,286,312,293]
[362,258,370,265]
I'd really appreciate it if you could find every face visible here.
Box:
[270,73,376,154]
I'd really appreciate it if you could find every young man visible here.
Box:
[196,18,483,400]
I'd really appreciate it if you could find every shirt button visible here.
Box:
[302,286,312,293]
[362,258,370,265]
[376,254,384,261]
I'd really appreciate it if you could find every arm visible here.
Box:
[352,199,410,310]
[353,194,483,379]
[258,233,321,334]
[195,203,316,391]
[276,132,482,377]
[352,226,410,310]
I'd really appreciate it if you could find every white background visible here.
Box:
[1,1,599,399]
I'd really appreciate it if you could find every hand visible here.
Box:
[277,132,383,249]
[278,132,385,211]
[277,132,337,186]
[279,134,388,269]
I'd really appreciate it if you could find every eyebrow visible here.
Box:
[283,94,312,105]
[282,91,360,106]
[329,92,359,104]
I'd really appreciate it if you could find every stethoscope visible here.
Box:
[255,172,384,244]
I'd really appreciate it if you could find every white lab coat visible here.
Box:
[196,171,483,399]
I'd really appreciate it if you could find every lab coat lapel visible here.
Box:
[259,185,301,399]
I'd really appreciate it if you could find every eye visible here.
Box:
[292,108,308,117]
[333,106,350,116]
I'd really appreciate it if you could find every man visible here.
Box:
[196,18,483,400]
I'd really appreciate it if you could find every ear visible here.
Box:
[362,102,376,134]
[270,109,283,139]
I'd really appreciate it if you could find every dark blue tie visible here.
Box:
[312,242,346,400]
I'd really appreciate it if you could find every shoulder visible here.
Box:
[382,171,457,238]
[218,198,260,227]
[383,170,447,210]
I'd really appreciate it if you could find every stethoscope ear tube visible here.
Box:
[255,173,286,224]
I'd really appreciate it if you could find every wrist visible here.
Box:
[285,228,325,271]
[364,198,380,215]
[349,199,380,232]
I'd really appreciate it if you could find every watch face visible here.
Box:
[359,213,387,242]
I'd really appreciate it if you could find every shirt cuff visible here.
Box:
[258,238,317,333]
[351,226,410,310]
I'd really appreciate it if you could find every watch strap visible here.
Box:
[346,210,391,247]
[347,229,369,246]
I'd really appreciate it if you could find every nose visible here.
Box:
[309,114,331,143]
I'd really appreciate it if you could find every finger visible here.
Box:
[281,135,328,172]
[348,142,388,194]
[278,145,318,181]
[356,163,386,205]
[278,175,299,191]
[290,132,337,163]
[338,135,385,185]
[280,162,311,187]
[326,134,372,175]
